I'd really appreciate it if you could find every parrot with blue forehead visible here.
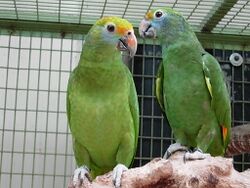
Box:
[67,17,139,187]
[139,7,231,160]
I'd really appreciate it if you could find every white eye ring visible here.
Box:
[229,53,243,66]
[154,10,164,19]
[105,23,116,33]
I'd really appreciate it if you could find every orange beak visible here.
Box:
[117,30,137,57]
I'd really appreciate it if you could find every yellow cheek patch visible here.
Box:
[145,11,153,20]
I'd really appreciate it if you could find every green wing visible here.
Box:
[125,66,139,167]
[66,71,74,130]
[202,53,231,147]
[155,61,165,112]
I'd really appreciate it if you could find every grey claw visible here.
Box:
[163,143,188,159]
[73,165,91,186]
[184,149,211,162]
[112,164,128,188]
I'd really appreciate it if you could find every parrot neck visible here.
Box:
[78,35,122,67]
[161,31,204,54]
[161,29,197,45]
[80,44,121,65]
[159,19,204,53]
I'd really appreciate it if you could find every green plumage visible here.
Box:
[67,17,139,178]
[141,8,231,156]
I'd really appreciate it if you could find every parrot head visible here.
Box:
[139,7,192,43]
[86,17,137,57]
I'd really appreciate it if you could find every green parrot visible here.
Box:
[139,7,231,159]
[67,17,139,187]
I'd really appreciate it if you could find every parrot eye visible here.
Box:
[106,24,115,33]
[155,10,164,19]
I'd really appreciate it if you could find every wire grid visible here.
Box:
[1,30,250,188]
[131,41,174,167]
[0,31,82,188]
[0,0,249,35]
[213,0,250,35]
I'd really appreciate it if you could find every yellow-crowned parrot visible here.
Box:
[67,17,139,187]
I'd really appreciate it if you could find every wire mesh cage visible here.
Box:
[0,32,81,188]
[1,0,250,188]
[1,0,250,35]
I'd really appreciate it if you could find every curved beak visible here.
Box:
[139,18,156,38]
[117,30,137,57]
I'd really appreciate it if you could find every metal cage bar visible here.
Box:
[0,0,250,35]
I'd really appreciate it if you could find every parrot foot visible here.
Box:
[184,148,211,162]
[163,143,189,159]
[112,163,128,188]
[72,165,91,186]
